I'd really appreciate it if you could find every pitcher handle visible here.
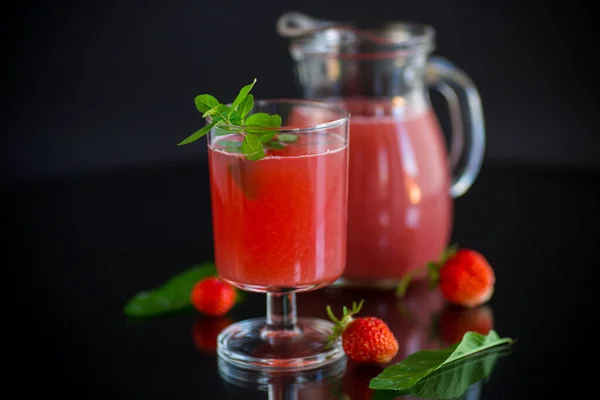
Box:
[426,56,486,198]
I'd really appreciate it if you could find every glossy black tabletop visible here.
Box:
[6,161,599,399]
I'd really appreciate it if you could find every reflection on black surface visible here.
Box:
[192,316,235,354]
[262,281,501,400]
[218,356,347,399]
[436,304,494,347]
[296,279,447,364]
[212,281,503,399]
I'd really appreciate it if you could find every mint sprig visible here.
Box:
[178,78,299,160]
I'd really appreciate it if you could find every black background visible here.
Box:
[3,0,600,398]
[3,0,599,183]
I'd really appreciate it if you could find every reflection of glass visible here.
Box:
[278,12,486,287]
[218,356,346,399]
[209,100,350,372]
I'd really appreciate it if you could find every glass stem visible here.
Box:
[265,292,298,333]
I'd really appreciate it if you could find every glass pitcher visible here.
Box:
[277,12,485,288]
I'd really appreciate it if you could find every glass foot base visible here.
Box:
[217,317,346,372]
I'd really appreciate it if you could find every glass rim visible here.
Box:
[206,98,350,133]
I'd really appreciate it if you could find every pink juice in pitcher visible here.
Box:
[343,99,452,282]
[279,12,486,286]
[288,98,452,283]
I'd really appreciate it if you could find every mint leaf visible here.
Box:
[229,110,243,125]
[369,331,513,391]
[372,345,510,400]
[241,134,265,161]
[217,139,242,147]
[238,94,254,119]
[213,123,236,137]
[278,134,298,143]
[178,120,218,146]
[259,132,276,143]
[246,112,280,128]
[266,141,285,150]
[123,263,217,317]
[217,139,242,153]
[195,94,219,113]
[230,78,257,113]
[203,104,230,119]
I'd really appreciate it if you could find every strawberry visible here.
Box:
[398,246,495,308]
[190,277,236,316]
[327,300,399,365]
[192,316,233,353]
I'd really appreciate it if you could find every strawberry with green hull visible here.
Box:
[398,246,496,308]
[327,300,399,365]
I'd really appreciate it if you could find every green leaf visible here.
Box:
[245,112,279,128]
[178,121,218,146]
[203,104,231,119]
[277,134,298,143]
[217,139,242,147]
[238,94,254,119]
[195,94,219,113]
[369,330,513,391]
[123,263,217,317]
[241,134,265,161]
[216,139,242,153]
[229,110,243,125]
[259,132,276,143]
[265,141,285,150]
[213,123,236,137]
[372,345,510,400]
[230,78,257,113]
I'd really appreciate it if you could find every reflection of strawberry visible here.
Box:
[190,277,236,316]
[398,247,495,308]
[437,304,494,345]
[342,363,382,400]
[327,301,399,365]
[192,316,233,354]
